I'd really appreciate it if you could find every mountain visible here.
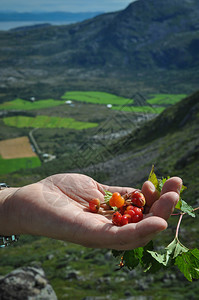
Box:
[0,0,199,100]
[3,90,198,205]
[75,89,199,204]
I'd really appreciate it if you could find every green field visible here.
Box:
[62,91,134,106]
[0,98,65,111]
[0,156,41,175]
[0,93,187,114]
[3,115,98,130]
[111,105,165,114]
[147,94,187,105]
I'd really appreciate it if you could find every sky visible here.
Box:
[1,0,136,13]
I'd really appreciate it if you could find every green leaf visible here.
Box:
[175,199,182,210]
[104,190,113,204]
[180,184,187,193]
[112,249,123,258]
[175,184,187,210]
[147,166,170,193]
[148,165,159,189]
[158,176,170,192]
[175,248,199,281]
[147,249,170,266]
[147,237,189,266]
[168,238,189,259]
[181,199,195,217]
[141,241,162,272]
[123,250,140,269]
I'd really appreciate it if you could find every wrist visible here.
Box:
[0,184,21,236]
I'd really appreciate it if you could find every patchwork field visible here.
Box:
[0,136,41,175]
[0,92,187,116]
[62,91,134,106]
[0,91,187,175]
[0,136,37,159]
[0,98,65,111]
[3,115,98,129]
[146,94,187,105]
[0,156,41,175]
[112,105,165,113]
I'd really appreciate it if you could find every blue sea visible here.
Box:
[0,20,75,31]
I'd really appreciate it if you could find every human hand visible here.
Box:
[1,173,182,250]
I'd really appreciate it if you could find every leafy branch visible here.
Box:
[112,166,199,281]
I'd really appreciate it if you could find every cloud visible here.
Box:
[0,0,133,12]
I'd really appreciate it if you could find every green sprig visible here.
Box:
[112,165,199,281]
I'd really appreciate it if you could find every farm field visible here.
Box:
[0,98,65,111]
[0,91,187,176]
[0,156,41,175]
[146,94,187,105]
[0,136,37,159]
[0,92,187,114]
[3,115,98,130]
[61,91,134,106]
[0,136,41,175]
[112,105,165,114]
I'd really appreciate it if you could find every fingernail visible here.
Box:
[149,183,156,192]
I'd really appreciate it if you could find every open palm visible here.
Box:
[9,173,182,250]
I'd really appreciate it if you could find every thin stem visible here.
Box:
[172,206,199,216]
[175,213,184,240]
[193,206,199,211]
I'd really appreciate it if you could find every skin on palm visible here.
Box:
[0,173,182,250]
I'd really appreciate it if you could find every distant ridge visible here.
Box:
[0,0,199,99]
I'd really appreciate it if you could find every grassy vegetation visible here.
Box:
[111,105,165,114]
[61,91,134,106]
[0,92,198,299]
[147,94,187,105]
[0,235,198,300]
[3,115,98,130]
[0,156,41,175]
[1,92,187,116]
[0,98,65,111]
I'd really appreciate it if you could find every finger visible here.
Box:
[150,191,179,220]
[77,212,167,250]
[105,216,167,250]
[141,180,160,208]
[161,177,182,196]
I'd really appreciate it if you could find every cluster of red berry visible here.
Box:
[89,190,146,226]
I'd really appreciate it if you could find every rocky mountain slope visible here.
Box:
[76,90,199,205]
[0,0,199,100]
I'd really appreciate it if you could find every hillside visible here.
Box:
[0,0,199,101]
[0,92,198,300]
[70,90,199,204]
[2,90,198,205]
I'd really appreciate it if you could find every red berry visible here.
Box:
[119,205,127,215]
[126,191,146,207]
[130,206,143,223]
[109,192,125,208]
[126,205,135,211]
[120,215,129,226]
[112,211,122,226]
[132,207,143,214]
[131,213,143,223]
[123,214,131,223]
[125,209,135,222]
[89,198,100,213]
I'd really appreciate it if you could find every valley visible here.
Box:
[0,91,186,176]
[0,0,199,298]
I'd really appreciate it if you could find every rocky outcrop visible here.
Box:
[0,266,57,300]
